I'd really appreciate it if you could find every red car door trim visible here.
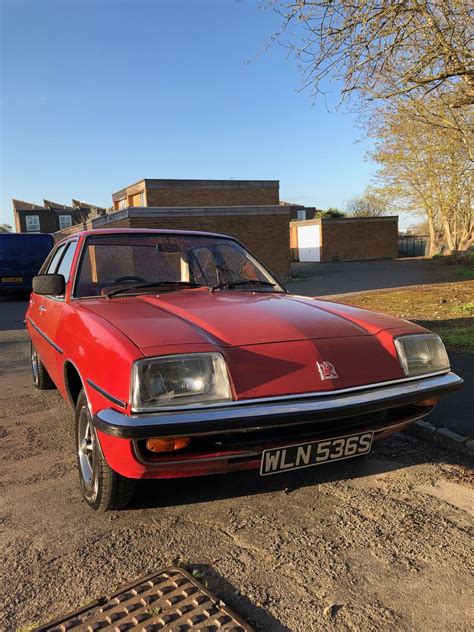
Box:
[86,378,127,409]
[28,317,64,355]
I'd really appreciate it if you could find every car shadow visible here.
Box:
[130,436,421,511]
[0,293,29,331]
[130,428,474,512]
[188,564,291,632]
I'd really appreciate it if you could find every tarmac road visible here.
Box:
[286,258,462,296]
[0,294,473,631]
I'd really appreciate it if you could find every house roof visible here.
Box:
[12,198,106,217]
[72,199,107,211]
[12,199,44,211]
[43,199,75,212]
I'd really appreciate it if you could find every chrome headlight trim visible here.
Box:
[131,352,233,412]
[394,333,450,377]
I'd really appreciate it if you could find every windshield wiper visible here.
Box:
[210,280,276,293]
[105,281,200,299]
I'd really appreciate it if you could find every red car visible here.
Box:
[26,229,462,510]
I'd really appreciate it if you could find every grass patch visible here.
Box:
[436,325,474,352]
[452,301,474,314]
[335,280,474,353]
[430,253,474,280]
[454,267,474,280]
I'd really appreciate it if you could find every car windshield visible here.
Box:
[74,233,284,298]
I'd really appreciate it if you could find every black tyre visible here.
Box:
[31,343,55,390]
[75,390,135,511]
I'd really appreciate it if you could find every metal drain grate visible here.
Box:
[35,567,253,631]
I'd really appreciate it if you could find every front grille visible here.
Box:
[136,403,431,462]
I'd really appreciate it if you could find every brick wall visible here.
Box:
[53,207,291,277]
[127,213,290,277]
[53,220,92,241]
[112,180,280,209]
[145,186,279,208]
[320,217,398,261]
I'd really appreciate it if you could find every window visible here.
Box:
[59,215,72,230]
[56,241,77,283]
[297,210,306,221]
[138,192,145,206]
[26,215,40,232]
[45,244,67,274]
[118,199,127,210]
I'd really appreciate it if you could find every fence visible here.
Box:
[398,234,428,257]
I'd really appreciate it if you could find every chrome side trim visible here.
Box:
[27,318,63,355]
[86,379,127,409]
[93,372,463,439]
[130,369,451,414]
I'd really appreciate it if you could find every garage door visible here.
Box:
[297,224,321,262]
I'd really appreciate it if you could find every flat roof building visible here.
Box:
[112,179,280,210]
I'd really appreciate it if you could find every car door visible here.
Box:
[28,242,67,375]
[30,240,78,384]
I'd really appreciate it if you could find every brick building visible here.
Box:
[13,179,399,278]
[290,216,399,262]
[112,179,280,210]
[49,178,292,276]
[56,205,291,277]
[12,199,107,234]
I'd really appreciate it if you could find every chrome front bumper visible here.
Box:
[93,372,463,439]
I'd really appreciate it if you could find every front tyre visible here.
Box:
[75,390,135,511]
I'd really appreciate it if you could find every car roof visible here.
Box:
[56,227,235,244]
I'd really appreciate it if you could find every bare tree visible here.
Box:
[407,220,430,235]
[346,187,387,217]
[266,1,473,245]
[370,102,473,254]
[268,1,473,107]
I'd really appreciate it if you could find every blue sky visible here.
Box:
[1,0,391,228]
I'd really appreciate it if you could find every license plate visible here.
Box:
[2,277,23,282]
[260,431,374,476]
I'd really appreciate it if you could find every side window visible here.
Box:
[59,215,72,230]
[45,244,66,274]
[56,241,77,283]
[26,215,40,231]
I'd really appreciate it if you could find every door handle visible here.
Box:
[39,305,47,313]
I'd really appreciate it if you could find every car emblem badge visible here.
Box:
[317,361,339,380]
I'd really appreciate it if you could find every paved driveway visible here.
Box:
[286,258,458,297]
[0,293,28,330]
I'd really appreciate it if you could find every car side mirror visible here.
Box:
[32,274,66,296]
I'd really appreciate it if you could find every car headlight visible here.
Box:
[395,334,450,377]
[131,353,232,410]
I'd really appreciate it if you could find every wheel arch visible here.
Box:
[64,360,85,408]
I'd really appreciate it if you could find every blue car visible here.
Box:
[0,233,54,293]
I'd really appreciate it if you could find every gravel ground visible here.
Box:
[1,327,473,631]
